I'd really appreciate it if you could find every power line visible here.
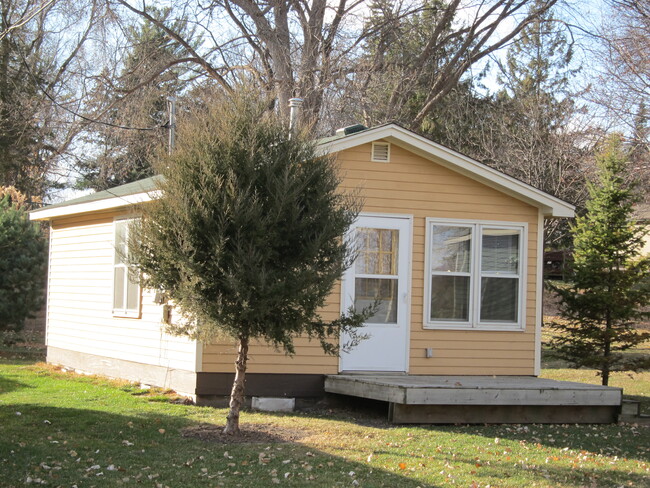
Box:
[19,52,164,132]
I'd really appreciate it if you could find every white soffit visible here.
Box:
[318,124,575,218]
[30,191,159,221]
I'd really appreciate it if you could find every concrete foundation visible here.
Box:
[47,347,197,398]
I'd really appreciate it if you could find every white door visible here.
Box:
[340,215,411,372]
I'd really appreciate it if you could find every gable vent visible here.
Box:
[372,142,391,162]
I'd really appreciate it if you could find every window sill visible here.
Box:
[112,310,141,319]
[423,323,525,332]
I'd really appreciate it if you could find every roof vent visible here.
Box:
[371,142,390,162]
[335,124,368,136]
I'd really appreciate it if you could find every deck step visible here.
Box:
[620,400,640,416]
[618,400,649,424]
[618,414,650,425]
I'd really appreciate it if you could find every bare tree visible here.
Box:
[108,0,559,129]
[591,1,649,130]
[0,0,112,199]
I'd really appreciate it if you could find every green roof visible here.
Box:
[36,128,363,214]
[40,176,163,212]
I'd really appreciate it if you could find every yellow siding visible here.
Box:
[202,142,540,375]
[47,210,197,372]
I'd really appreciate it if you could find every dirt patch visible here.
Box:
[181,423,310,444]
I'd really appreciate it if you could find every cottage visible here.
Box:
[31,124,623,423]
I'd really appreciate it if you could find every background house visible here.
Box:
[31,124,575,403]
[635,204,650,255]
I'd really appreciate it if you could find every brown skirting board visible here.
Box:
[389,403,620,424]
[196,372,325,397]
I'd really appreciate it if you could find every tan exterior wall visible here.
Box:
[46,209,198,379]
[202,141,540,376]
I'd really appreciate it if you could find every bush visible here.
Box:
[0,193,46,335]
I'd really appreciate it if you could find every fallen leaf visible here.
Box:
[399,463,407,470]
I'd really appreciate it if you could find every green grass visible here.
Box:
[541,316,650,415]
[1,361,649,487]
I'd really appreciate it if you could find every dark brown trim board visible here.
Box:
[389,404,620,424]
[196,372,325,397]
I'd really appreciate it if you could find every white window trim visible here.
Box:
[112,217,141,318]
[424,217,527,331]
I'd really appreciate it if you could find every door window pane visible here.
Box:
[355,228,398,275]
[355,277,397,323]
[480,277,518,322]
[430,275,470,321]
[430,225,471,273]
[481,229,519,274]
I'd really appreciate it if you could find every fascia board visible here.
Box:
[319,124,575,218]
[30,191,160,221]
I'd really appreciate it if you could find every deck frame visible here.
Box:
[325,375,623,424]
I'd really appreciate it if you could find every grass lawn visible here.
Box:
[541,315,650,415]
[1,361,649,488]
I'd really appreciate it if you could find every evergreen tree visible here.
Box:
[469,1,589,246]
[130,92,369,435]
[355,0,461,129]
[630,101,649,200]
[77,7,194,191]
[0,0,56,200]
[549,135,650,386]
[0,187,46,337]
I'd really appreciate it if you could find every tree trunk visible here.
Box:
[602,308,612,386]
[223,335,249,435]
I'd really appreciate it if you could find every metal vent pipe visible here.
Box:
[288,98,303,138]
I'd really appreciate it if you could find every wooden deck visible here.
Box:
[325,375,623,424]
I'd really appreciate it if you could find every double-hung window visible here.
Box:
[425,219,526,330]
[113,218,140,318]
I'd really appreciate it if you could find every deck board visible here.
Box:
[325,375,622,406]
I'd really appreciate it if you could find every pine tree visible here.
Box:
[0,187,46,337]
[130,92,369,435]
[549,135,650,386]
[77,7,194,191]
[0,0,55,200]
[630,101,649,200]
